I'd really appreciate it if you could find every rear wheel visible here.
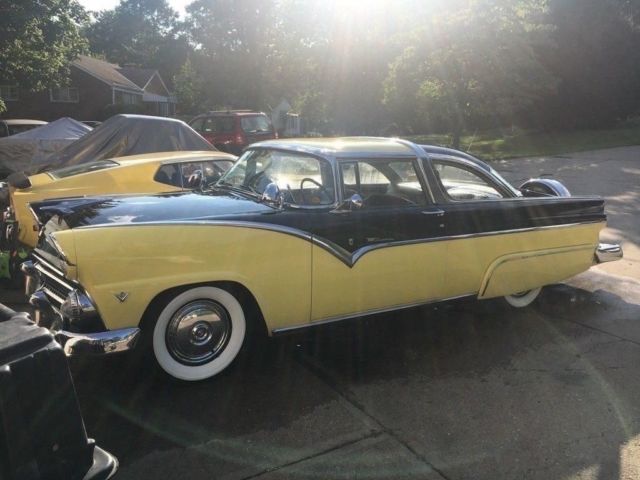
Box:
[152,286,246,381]
[504,287,542,308]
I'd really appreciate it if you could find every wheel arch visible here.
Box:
[139,280,269,337]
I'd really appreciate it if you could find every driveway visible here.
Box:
[3,146,640,480]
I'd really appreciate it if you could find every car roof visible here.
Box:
[251,137,419,159]
[1,119,48,125]
[195,111,268,118]
[109,150,236,166]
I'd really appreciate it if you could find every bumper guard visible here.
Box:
[595,243,623,263]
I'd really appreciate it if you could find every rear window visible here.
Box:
[240,115,272,133]
[196,117,235,134]
[49,160,119,179]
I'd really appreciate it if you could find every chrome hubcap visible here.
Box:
[165,300,231,365]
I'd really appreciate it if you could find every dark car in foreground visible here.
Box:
[18,138,622,381]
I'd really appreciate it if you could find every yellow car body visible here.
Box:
[21,138,622,381]
[8,151,235,247]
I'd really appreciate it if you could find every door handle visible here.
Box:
[421,209,445,217]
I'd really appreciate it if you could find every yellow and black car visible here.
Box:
[20,138,622,381]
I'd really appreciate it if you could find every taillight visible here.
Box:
[234,132,245,145]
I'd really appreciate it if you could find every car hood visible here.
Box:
[30,190,277,229]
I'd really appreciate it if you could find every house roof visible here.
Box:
[72,55,143,93]
[117,67,157,89]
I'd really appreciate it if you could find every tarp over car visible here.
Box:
[0,118,91,178]
[39,114,215,173]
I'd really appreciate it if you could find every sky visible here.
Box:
[77,0,192,17]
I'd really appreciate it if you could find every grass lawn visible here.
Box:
[404,121,640,160]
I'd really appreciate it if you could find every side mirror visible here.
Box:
[261,182,284,208]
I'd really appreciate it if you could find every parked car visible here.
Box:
[1,150,235,249]
[0,119,48,137]
[189,110,277,154]
[20,138,621,381]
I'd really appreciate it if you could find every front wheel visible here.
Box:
[504,287,542,308]
[152,286,246,381]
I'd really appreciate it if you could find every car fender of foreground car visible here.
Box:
[18,137,622,381]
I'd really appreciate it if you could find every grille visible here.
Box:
[33,254,73,309]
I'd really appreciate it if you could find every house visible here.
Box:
[0,55,176,121]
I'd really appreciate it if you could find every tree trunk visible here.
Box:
[451,126,462,150]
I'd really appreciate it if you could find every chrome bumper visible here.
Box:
[55,327,141,356]
[25,273,141,357]
[595,243,623,263]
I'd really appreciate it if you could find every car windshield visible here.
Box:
[48,160,119,179]
[217,149,335,206]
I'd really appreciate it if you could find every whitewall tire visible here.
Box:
[152,286,246,381]
[504,287,542,308]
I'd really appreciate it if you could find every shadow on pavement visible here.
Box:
[70,284,640,479]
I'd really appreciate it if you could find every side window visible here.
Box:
[340,159,427,207]
[432,162,503,201]
[154,164,182,187]
[180,162,206,188]
[202,160,233,185]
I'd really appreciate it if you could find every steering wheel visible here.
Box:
[300,178,330,204]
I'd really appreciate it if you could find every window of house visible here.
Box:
[50,87,79,103]
[0,85,19,101]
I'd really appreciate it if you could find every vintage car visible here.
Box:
[19,138,622,381]
[1,150,236,250]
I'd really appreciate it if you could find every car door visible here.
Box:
[422,156,603,299]
[309,157,448,322]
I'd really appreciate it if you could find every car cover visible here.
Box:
[39,114,215,173]
[0,118,91,178]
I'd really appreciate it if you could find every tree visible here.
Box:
[85,0,190,84]
[538,0,640,128]
[0,0,88,113]
[384,0,557,147]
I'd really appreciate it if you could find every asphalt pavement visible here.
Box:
[2,146,640,480]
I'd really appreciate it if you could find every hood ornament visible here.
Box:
[114,292,129,303]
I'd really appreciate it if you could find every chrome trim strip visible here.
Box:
[595,243,623,263]
[35,263,74,291]
[272,293,476,335]
[42,287,66,305]
[74,219,604,268]
[32,252,67,278]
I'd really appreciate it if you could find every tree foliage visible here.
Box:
[85,0,190,84]
[0,0,88,112]
[384,0,556,145]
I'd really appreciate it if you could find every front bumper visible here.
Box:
[23,261,141,357]
[595,243,623,263]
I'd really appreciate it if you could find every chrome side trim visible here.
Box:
[272,293,476,335]
[56,327,141,356]
[74,219,604,268]
[595,243,623,263]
